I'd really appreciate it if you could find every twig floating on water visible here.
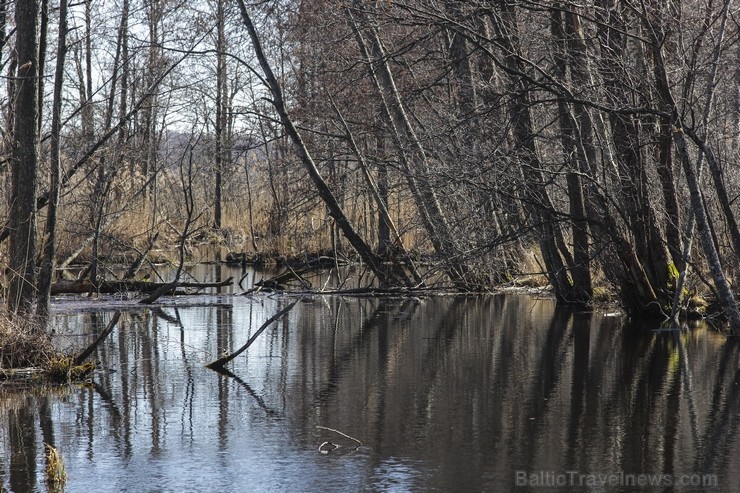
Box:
[318,441,340,454]
[316,425,362,447]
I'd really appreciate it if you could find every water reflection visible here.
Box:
[0,294,738,491]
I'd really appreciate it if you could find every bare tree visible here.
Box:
[236,0,411,287]
[37,0,69,319]
[347,1,474,289]
[213,0,227,231]
[7,0,40,317]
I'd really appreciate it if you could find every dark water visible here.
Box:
[1,267,739,492]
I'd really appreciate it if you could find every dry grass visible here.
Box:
[45,443,67,488]
[0,317,95,385]
[0,318,56,370]
[18,152,435,273]
[1,154,438,300]
[96,176,425,261]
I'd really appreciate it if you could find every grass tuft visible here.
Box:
[0,317,95,384]
[45,356,95,384]
[45,443,67,488]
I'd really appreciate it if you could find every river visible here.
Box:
[0,265,738,491]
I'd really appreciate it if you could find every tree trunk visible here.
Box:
[551,5,592,305]
[645,2,740,330]
[214,0,227,231]
[376,137,391,257]
[80,0,93,142]
[445,0,478,142]
[117,0,129,150]
[701,139,740,261]
[37,0,68,320]
[560,5,637,299]
[7,0,41,317]
[141,0,162,201]
[673,127,740,330]
[594,0,671,302]
[491,1,573,301]
[654,113,682,268]
[0,0,7,69]
[235,0,407,288]
[347,2,472,288]
[331,99,421,285]
[90,1,130,284]
[37,0,48,134]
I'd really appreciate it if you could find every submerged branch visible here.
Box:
[206,300,299,369]
[74,312,122,365]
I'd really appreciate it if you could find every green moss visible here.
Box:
[667,262,680,281]
[45,357,95,384]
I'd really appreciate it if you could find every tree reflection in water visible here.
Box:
[0,294,738,491]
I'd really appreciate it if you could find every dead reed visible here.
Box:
[45,443,67,488]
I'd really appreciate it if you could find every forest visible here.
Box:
[2,0,740,330]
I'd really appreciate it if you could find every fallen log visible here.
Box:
[0,367,45,381]
[50,277,234,296]
[247,260,335,293]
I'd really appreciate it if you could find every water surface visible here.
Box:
[1,272,738,491]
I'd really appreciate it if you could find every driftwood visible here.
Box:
[244,257,342,294]
[206,300,299,369]
[50,277,233,296]
[316,426,362,446]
